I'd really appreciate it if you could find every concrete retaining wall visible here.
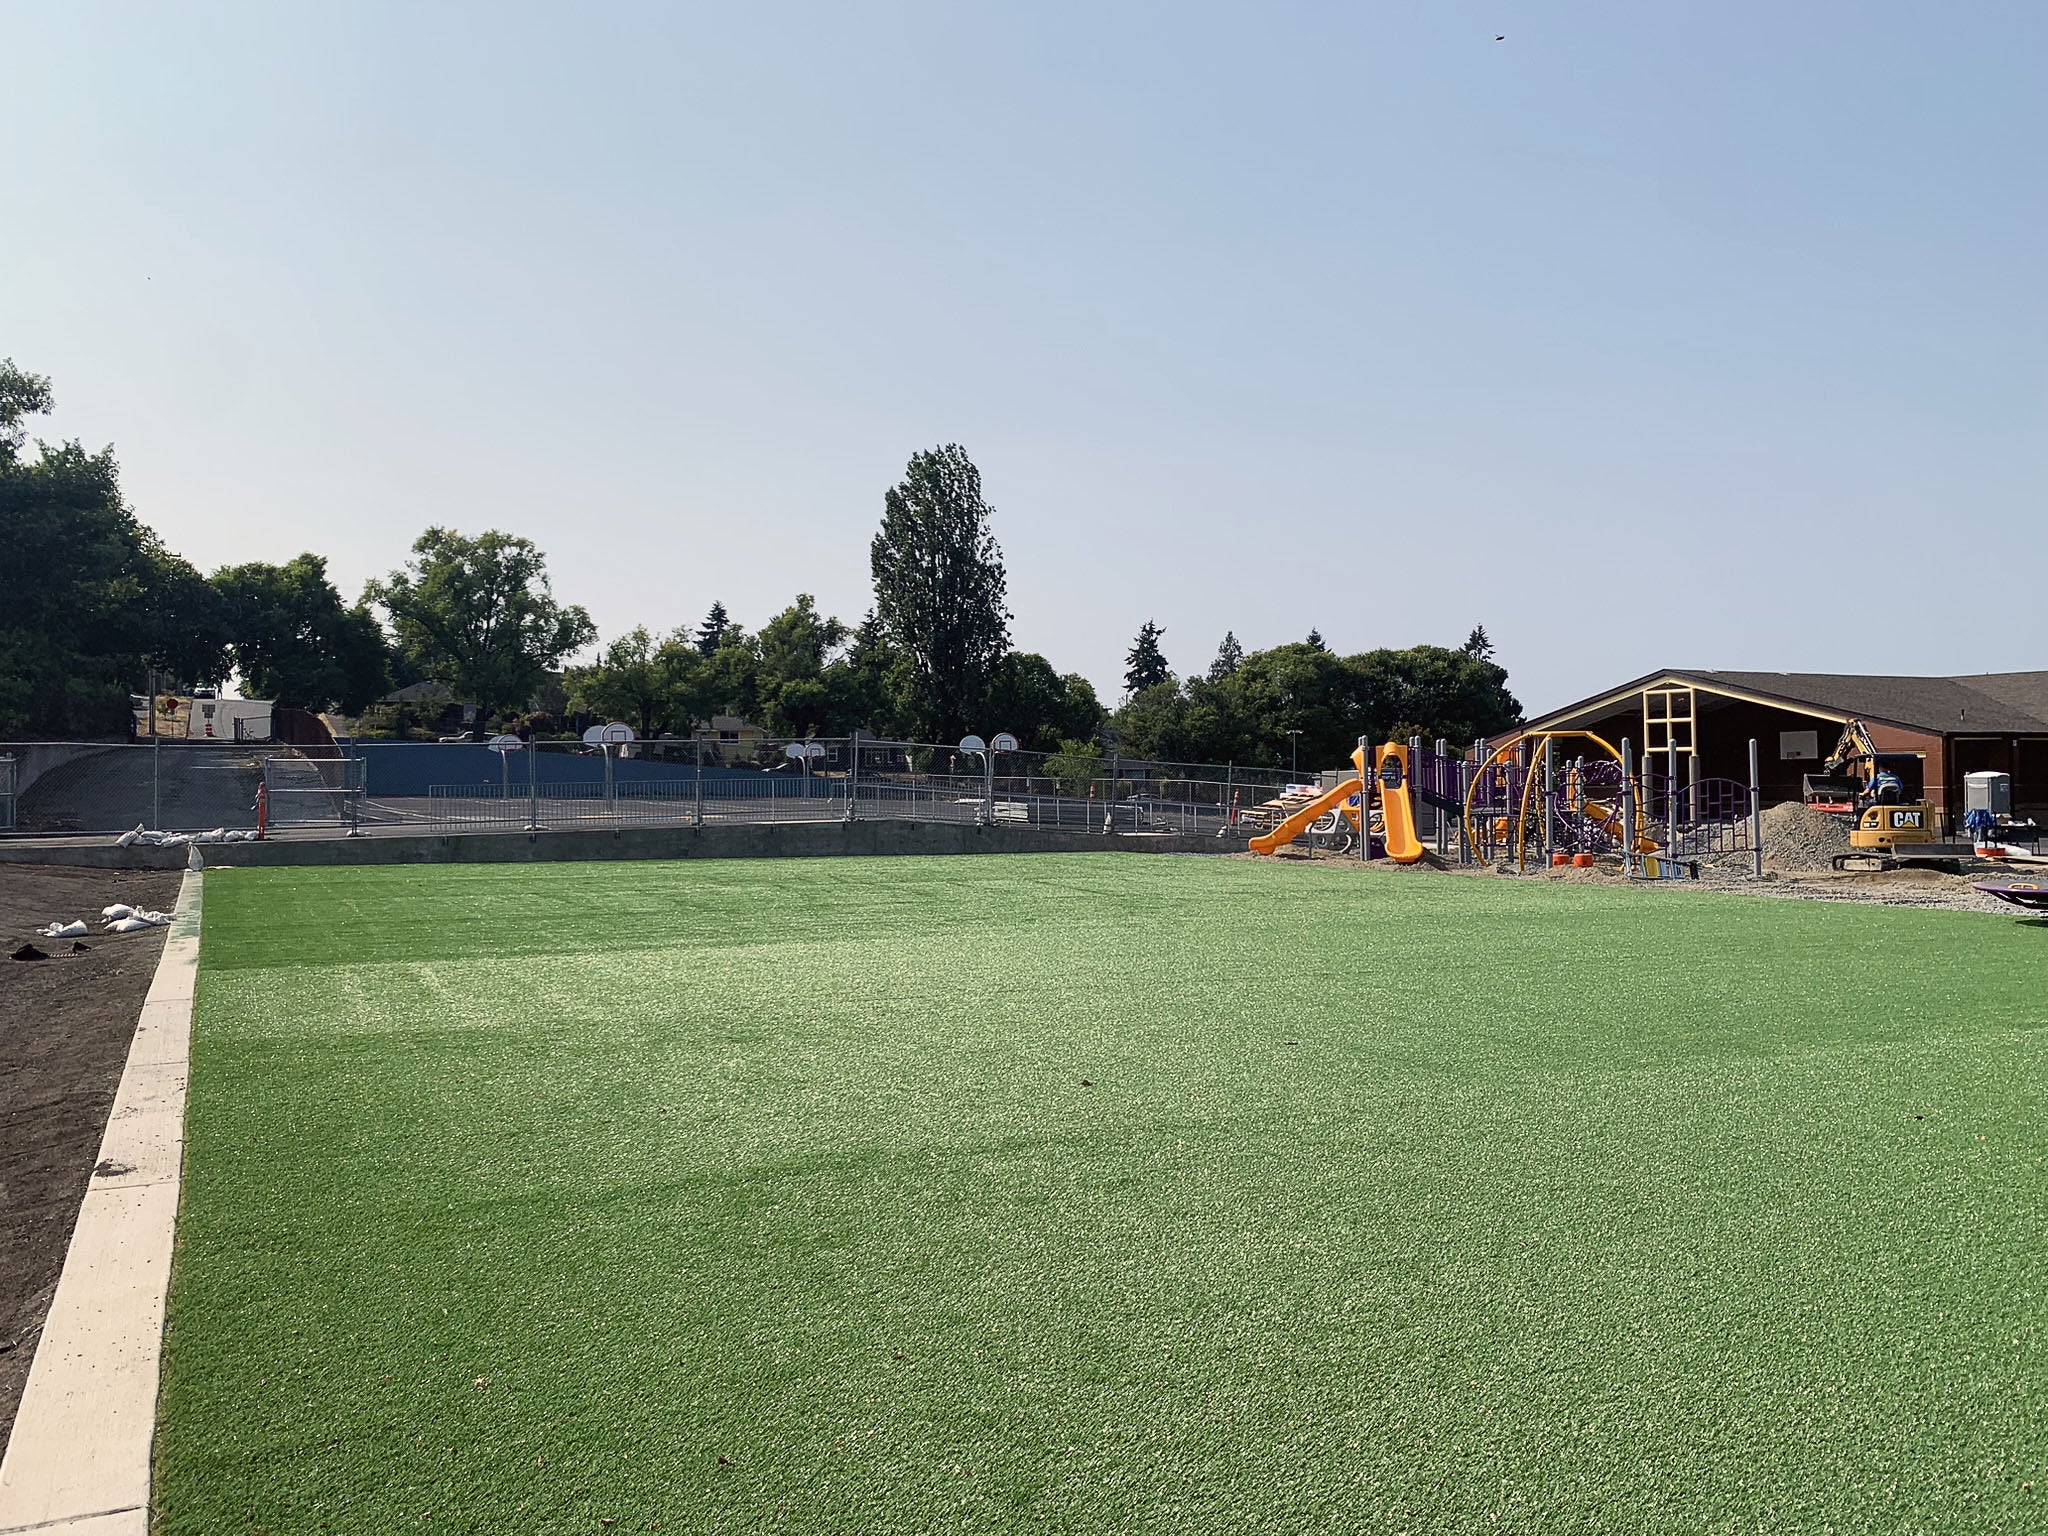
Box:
[0,821,1248,870]
[0,742,126,801]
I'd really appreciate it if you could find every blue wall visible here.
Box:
[356,744,826,797]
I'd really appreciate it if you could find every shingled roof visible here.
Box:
[1529,670,2048,736]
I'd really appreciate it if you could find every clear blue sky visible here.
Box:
[5,2,2041,715]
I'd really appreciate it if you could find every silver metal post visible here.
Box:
[527,735,539,832]
[694,735,704,826]
[845,735,857,823]
[605,743,617,824]
[1749,736,1763,879]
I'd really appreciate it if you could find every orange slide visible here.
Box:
[1248,741,1428,863]
[1246,773,1363,855]
[1373,742,1425,865]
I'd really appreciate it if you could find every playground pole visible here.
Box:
[1542,737,1556,860]
[1356,736,1370,862]
[1666,739,1679,857]
[1433,739,1446,856]
[1748,737,1763,879]
[1621,738,1637,877]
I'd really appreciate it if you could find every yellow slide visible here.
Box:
[1247,775,1363,855]
[1374,742,1425,864]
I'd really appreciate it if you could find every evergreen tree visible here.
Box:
[1123,620,1170,696]
[1208,630,1244,682]
[697,600,731,657]
[1305,628,1327,653]
[1462,624,1494,661]
[868,445,1011,742]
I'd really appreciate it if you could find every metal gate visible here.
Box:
[263,754,364,832]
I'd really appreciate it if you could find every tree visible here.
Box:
[1208,631,1244,682]
[697,601,731,657]
[984,652,1106,751]
[365,528,596,729]
[1111,678,1192,762]
[1355,643,1521,745]
[564,625,698,740]
[754,595,849,737]
[869,445,1011,742]
[1305,628,1327,653]
[1463,625,1494,661]
[1124,621,1170,697]
[1043,738,1104,796]
[823,609,909,739]
[0,361,227,735]
[211,553,390,712]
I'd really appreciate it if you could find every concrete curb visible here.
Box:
[0,872,202,1535]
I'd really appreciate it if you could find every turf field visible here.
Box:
[157,855,2044,1532]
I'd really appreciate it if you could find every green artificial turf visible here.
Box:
[157,855,2045,1533]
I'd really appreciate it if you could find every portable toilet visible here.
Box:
[1964,771,2012,818]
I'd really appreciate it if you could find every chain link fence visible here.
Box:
[0,734,1328,844]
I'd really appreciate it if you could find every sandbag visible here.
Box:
[38,920,89,939]
[102,903,136,921]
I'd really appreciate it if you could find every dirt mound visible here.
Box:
[1759,801,1853,872]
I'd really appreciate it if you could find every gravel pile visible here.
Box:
[1757,801,1853,872]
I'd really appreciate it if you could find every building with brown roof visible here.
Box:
[1521,670,2048,831]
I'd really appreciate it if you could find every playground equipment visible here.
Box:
[1463,732,1765,878]
[1248,731,1767,879]
[1246,741,1426,863]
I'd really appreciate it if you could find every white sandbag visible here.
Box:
[158,834,188,848]
[136,910,172,926]
[107,917,154,933]
[39,920,89,939]
[116,825,143,847]
[193,828,226,843]
[102,904,136,921]
[187,843,205,871]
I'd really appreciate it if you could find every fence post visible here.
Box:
[694,735,705,826]
[846,736,857,823]
[526,737,539,833]
[1749,736,1763,879]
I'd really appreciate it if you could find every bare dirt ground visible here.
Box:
[1245,845,2047,916]
[0,863,184,1456]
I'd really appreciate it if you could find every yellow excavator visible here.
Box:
[1802,719,1948,872]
